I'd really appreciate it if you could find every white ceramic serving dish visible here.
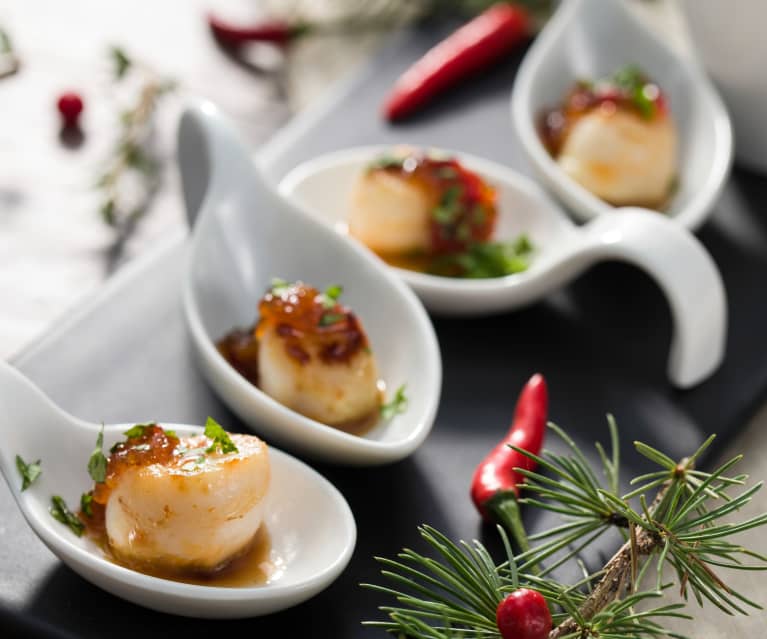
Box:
[280,145,727,388]
[511,0,732,230]
[177,102,441,466]
[0,361,356,618]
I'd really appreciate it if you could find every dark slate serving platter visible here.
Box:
[4,20,767,639]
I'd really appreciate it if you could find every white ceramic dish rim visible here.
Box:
[14,418,357,604]
[511,0,733,231]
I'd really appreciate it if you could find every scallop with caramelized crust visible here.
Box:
[92,426,270,574]
[256,282,380,427]
[557,108,677,207]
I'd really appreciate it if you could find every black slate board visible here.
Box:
[4,21,767,639]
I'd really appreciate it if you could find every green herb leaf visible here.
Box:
[428,235,534,279]
[319,312,346,327]
[204,417,238,455]
[88,427,108,484]
[432,185,464,225]
[381,384,408,420]
[0,28,13,55]
[15,455,41,491]
[165,429,177,439]
[50,496,84,537]
[611,64,657,119]
[110,46,132,80]
[80,492,94,518]
[368,155,403,171]
[269,277,292,297]
[321,284,343,309]
[123,423,154,438]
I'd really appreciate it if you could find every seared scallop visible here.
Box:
[104,431,270,572]
[557,108,677,207]
[256,281,381,427]
[349,168,433,255]
[258,322,380,426]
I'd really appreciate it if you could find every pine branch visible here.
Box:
[365,423,767,639]
[549,483,669,638]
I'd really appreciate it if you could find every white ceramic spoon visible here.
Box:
[0,361,356,618]
[279,146,727,389]
[177,102,441,466]
[511,0,732,230]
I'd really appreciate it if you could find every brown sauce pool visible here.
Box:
[94,526,276,588]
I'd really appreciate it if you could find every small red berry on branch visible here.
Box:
[57,92,84,128]
[496,588,552,639]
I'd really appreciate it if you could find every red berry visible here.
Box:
[496,588,552,639]
[57,92,84,127]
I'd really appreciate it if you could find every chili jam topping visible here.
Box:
[368,150,498,255]
[257,281,368,365]
[216,281,369,377]
[539,65,668,156]
[82,424,180,538]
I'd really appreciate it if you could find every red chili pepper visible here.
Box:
[470,373,547,550]
[207,13,307,47]
[383,3,532,122]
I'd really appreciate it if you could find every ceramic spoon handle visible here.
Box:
[177,101,277,228]
[579,208,727,388]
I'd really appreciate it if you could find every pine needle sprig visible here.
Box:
[365,419,767,638]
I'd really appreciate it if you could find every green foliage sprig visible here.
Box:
[366,419,767,638]
[97,47,175,233]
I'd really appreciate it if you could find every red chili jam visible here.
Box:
[82,425,180,539]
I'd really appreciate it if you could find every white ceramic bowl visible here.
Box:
[512,0,732,230]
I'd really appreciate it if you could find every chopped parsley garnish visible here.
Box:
[381,384,408,420]
[80,492,93,517]
[50,496,84,537]
[319,312,346,327]
[87,427,108,484]
[319,284,343,310]
[269,277,292,297]
[204,417,238,454]
[165,429,177,439]
[611,64,658,120]
[123,423,153,438]
[429,234,533,279]
[432,184,464,225]
[15,455,41,491]
[368,155,404,171]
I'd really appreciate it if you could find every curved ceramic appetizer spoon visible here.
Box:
[177,102,441,465]
[511,0,732,230]
[279,146,727,389]
[0,361,356,618]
